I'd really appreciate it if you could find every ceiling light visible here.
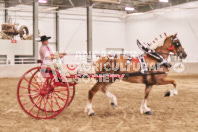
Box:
[159,0,169,3]
[39,0,47,3]
[125,7,134,11]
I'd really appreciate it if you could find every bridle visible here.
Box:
[168,36,185,58]
[158,36,185,57]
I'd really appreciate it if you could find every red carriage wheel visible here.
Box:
[67,84,76,106]
[28,69,69,112]
[17,67,70,119]
[65,64,77,106]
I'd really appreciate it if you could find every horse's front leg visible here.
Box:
[140,85,153,115]
[158,77,178,97]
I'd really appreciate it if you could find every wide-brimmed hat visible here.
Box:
[40,35,51,42]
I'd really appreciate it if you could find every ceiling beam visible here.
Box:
[68,0,75,7]
[2,0,196,11]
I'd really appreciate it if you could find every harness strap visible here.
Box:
[143,71,148,86]
[137,39,172,68]
[138,55,148,85]
[102,55,119,82]
[102,58,109,72]
[102,55,118,78]
[109,59,113,73]
[113,55,118,73]
[138,55,148,74]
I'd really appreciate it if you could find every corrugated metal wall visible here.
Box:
[59,8,126,63]
[59,10,87,53]
[59,8,126,54]
[126,3,198,62]
[1,5,126,63]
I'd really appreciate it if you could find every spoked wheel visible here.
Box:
[17,67,70,119]
[67,84,75,106]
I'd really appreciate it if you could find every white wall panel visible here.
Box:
[59,8,126,63]
[59,15,87,53]
[93,20,126,52]
[0,40,33,64]
[39,13,56,43]
[126,3,198,62]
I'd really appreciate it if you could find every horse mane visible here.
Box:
[148,33,169,50]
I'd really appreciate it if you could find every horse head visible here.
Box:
[166,33,187,59]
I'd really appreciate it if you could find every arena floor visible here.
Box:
[1,75,198,132]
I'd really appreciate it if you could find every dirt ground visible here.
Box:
[0,75,198,132]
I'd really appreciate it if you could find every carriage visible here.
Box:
[17,63,124,119]
[17,33,187,119]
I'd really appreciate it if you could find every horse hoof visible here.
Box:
[89,113,95,116]
[111,102,116,108]
[164,91,170,97]
[145,111,153,115]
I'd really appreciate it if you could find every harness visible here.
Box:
[102,37,181,85]
[132,40,173,86]
[137,40,171,68]
[105,53,166,86]
[138,54,148,85]
[129,53,166,86]
[102,55,118,73]
[102,55,118,82]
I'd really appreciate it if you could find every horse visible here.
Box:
[84,33,187,116]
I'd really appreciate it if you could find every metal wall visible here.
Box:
[59,8,126,63]
[0,6,126,64]
[126,1,198,62]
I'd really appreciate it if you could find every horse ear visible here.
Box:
[174,33,177,38]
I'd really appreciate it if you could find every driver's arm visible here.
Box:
[50,53,67,59]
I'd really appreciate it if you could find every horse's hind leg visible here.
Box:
[101,82,117,108]
[84,82,103,116]
[140,85,153,115]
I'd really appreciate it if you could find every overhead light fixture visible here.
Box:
[125,7,135,11]
[159,0,169,3]
[39,0,47,3]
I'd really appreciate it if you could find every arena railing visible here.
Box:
[14,57,37,64]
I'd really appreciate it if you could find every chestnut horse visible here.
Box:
[84,33,187,116]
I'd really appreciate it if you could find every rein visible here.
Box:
[157,52,171,55]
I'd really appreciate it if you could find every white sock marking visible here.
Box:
[105,91,117,106]
[169,88,178,97]
[84,101,94,115]
[140,99,151,114]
